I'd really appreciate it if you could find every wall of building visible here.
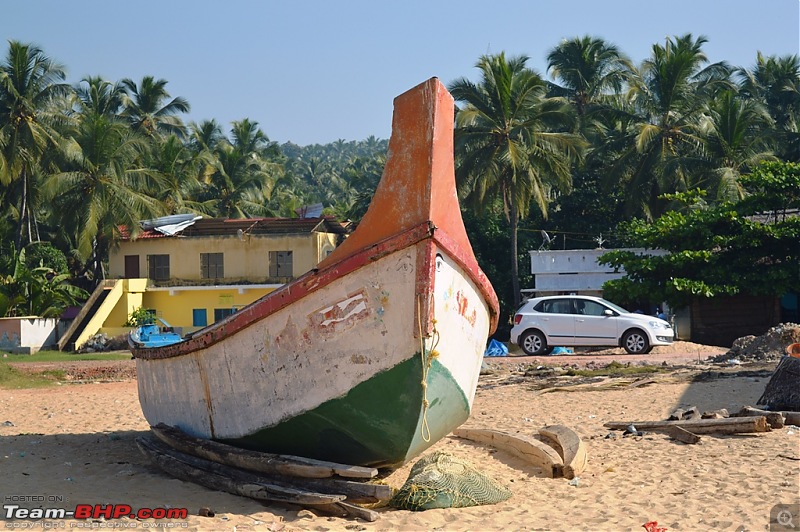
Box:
[529,249,668,295]
[108,233,323,282]
[0,317,59,354]
[689,294,781,347]
[101,284,280,334]
[96,228,340,336]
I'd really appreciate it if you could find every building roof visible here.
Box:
[119,216,352,241]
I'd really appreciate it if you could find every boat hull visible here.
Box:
[132,78,499,468]
[135,239,490,467]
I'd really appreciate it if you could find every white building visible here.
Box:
[527,248,667,298]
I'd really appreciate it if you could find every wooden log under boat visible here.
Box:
[137,435,391,505]
[150,423,377,479]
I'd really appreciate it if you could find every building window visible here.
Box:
[214,308,235,322]
[147,254,170,280]
[269,250,293,278]
[192,309,208,327]
[200,253,224,279]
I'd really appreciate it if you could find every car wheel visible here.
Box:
[520,330,548,356]
[622,329,650,354]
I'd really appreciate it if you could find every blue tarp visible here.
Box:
[484,339,509,357]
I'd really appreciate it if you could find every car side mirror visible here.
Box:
[603,309,615,317]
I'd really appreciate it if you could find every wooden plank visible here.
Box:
[312,502,380,522]
[452,428,564,478]
[136,436,344,505]
[538,425,588,479]
[151,423,377,479]
[604,416,770,434]
[668,426,701,444]
[141,434,390,504]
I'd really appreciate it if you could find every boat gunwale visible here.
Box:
[131,221,498,361]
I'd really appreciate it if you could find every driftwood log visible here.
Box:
[757,355,800,411]
[538,425,588,479]
[136,435,386,521]
[136,436,344,505]
[734,406,785,428]
[604,416,771,435]
[150,423,377,479]
[452,428,564,478]
[668,426,702,444]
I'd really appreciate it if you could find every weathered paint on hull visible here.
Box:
[222,356,469,467]
[134,244,489,466]
[132,79,500,468]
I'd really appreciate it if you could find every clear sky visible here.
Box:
[3,1,799,146]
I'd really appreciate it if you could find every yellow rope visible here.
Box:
[417,295,440,444]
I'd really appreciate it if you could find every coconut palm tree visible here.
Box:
[546,35,633,137]
[121,76,190,138]
[695,89,775,201]
[43,109,163,283]
[74,76,125,117]
[148,134,210,215]
[737,53,800,161]
[201,119,282,218]
[609,34,734,218]
[0,41,74,249]
[449,52,583,307]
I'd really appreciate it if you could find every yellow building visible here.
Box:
[60,216,351,350]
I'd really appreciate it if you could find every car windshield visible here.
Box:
[600,299,630,314]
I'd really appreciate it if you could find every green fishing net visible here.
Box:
[390,450,512,511]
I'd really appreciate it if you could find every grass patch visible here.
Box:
[0,363,66,389]
[564,361,669,377]
[1,350,131,364]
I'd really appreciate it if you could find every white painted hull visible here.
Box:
[135,242,490,442]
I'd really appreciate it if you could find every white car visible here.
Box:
[510,295,674,355]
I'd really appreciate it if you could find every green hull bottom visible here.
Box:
[222,356,470,468]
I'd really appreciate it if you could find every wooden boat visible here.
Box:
[129,318,182,348]
[130,78,499,468]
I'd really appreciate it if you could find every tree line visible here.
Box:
[1,34,798,321]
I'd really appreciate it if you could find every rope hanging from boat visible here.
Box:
[417,295,440,444]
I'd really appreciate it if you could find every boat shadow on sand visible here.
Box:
[0,429,327,524]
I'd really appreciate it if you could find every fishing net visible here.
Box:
[390,450,512,511]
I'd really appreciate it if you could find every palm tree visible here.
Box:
[121,76,190,138]
[609,34,734,218]
[148,134,209,214]
[43,108,163,283]
[737,53,800,161]
[201,119,282,218]
[0,41,73,249]
[695,89,775,201]
[74,76,125,117]
[449,52,583,308]
[546,35,633,136]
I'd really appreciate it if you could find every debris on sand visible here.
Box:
[712,323,800,362]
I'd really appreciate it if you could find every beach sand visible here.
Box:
[1,354,798,531]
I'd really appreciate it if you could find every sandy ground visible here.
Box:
[1,350,798,531]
